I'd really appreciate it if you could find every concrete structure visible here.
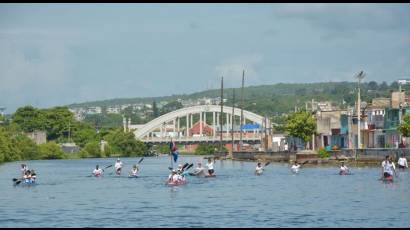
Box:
[25,130,47,145]
[133,105,270,145]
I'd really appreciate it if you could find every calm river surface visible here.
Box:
[0,155,409,227]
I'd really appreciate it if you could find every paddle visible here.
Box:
[264,162,270,167]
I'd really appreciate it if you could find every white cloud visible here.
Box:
[215,54,263,87]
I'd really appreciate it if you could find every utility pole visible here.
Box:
[355,71,365,151]
[240,70,245,152]
[231,89,235,156]
[220,76,224,154]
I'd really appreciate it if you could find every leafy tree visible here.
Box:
[12,106,45,132]
[71,122,98,147]
[43,107,75,141]
[81,141,103,158]
[104,129,148,157]
[398,115,410,137]
[38,141,67,159]
[284,110,316,147]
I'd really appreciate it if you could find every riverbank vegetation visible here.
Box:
[0,106,149,164]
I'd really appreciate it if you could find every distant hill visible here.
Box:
[68,81,400,115]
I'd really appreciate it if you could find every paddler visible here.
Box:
[381,156,396,180]
[129,164,139,177]
[23,170,32,183]
[397,154,408,170]
[20,164,27,177]
[255,162,264,175]
[206,158,215,176]
[30,169,37,182]
[93,165,103,177]
[191,162,206,177]
[114,158,123,175]
[291,161,300,173]
[339,162,349,175]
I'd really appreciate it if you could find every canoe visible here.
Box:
[167,180,187,186]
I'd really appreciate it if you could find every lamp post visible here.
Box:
[355,71,365,151]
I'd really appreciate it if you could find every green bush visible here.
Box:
[317,147,330,158]
[38,142,67,159]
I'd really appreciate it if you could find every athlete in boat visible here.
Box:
[291,161,301,173]
[93,165,103,177]
[114,158,123,175]
[381,156,396,180]
[30,169,37,182]
[191,162,206,177]
[339,162,349,175]
[397,154,408,170]
[23,170,33,183]
[129,164,139,177]
[206,158,215,176]
[20,164,27,177]
[255,162,264,175]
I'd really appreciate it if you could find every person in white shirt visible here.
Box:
[339,162,349,175]
[20,164,28,177]
[397,154,408,170]
[291,161,300,173]
[381,156,396,179]
[93,165,103,177]
[129,164,139,177]
[114,158,123,175]
[191,162,206,177]
[206,158,215,176]
[255,162,264,175]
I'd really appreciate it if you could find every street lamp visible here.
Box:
[355,71,365,150]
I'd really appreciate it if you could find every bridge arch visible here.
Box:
[134,105,268,140]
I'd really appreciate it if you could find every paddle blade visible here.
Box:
[182,163,189,170]
[15,180,22,185]
[168,167,173,171]
[104,165,113,169]
[302,160,309,165]
[12,178,19,182]
[265,162,270,167]
[138,158,144,164]
[185,163,194,171]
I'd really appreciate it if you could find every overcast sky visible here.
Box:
[1,3,410,113]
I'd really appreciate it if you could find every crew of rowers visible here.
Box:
[92,158,139,177]
[18,154,408,183]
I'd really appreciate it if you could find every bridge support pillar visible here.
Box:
[213,112,216,137]
[200,112,203,136]
[186,114,189,137]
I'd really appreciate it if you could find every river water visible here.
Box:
[0,155,409,227]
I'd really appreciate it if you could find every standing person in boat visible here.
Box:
[291,161,301,173]
[93,165,103,177]
[206,158,215,176]
[381,156,396,180]
[339,162,349,175]
[20,164,27,177]
[114,158,123,175]
[397,154,408,171]
[191,162,207,177]
[129,164,139,177]
[255,162,264,175]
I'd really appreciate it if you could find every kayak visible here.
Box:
[128,175,139,178]
[205,175,216,178]
[339,171,349,175]
[167,179,187,186]
[93,174,103,177]
[16,179,36,186]
[382,176,394,182]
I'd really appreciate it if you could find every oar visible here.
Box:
[138,157,144,164]
[264,162,270,167]
[181,163,194,176]
[302,160,309,165]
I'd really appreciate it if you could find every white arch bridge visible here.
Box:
[133,105,271,144]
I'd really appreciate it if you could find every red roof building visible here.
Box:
[189,121,214,136]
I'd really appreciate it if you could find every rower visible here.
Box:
[129,164,139,177]
[291,161,301,173]
[397,154,408,170]
[93,165,103,177]
[191,162,206,177]
[20,164,27,177]
[206,158,215,176]
[381,156,396,180]
[255,162,264,175]
[339,162,349,175]
[114,158,123,175]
